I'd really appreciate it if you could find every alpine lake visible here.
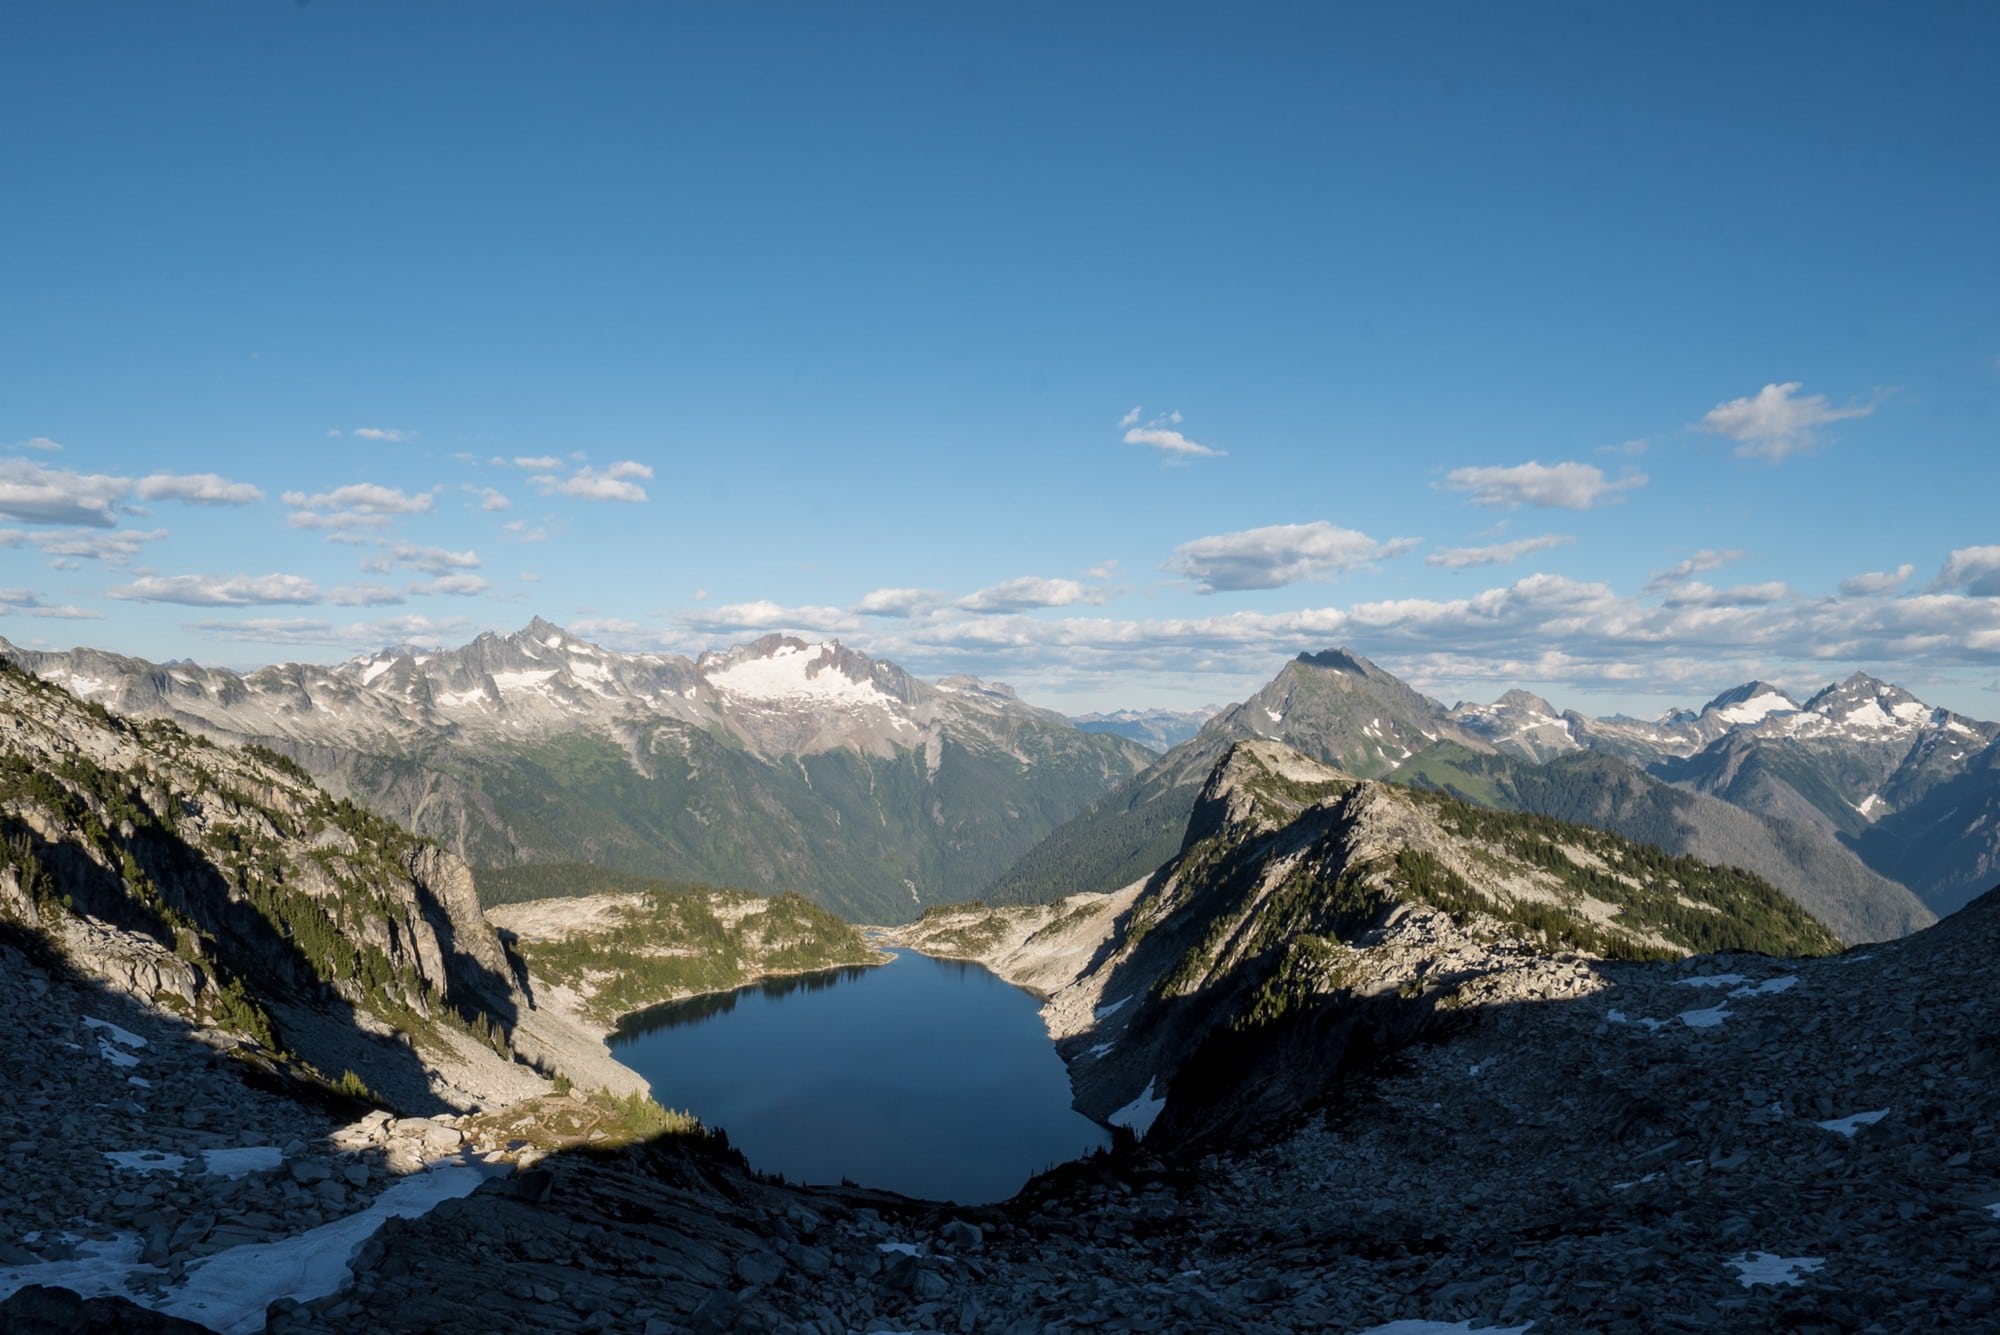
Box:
[608,949,1110,1204]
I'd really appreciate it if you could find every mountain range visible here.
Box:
[0,620,1150,923]
[4,623,1993,936]
[991,649,1969,943]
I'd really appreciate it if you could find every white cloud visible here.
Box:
[1657,580,1792,609]
[676,600,854,636]
[1840,565,1915,597]
[528,461,652,503]
[1699,381,1875,462]
[504,455,561,470]
[1122,408,1224,461]
[327,582,405,607]
[1425,534,1574,569]
[471,486,511,512]
[410,573,492,597]
[109,573,321,607]
[1167,521,1418,593]
[1124,427,1225,459]
[1597,439,1649,457]
[350,427,414,442]
[134,472,265,505]
[283,482,435,535]
[503,521,550,542]
[0,459,131,528]
[365,543,481,577]
[282,483,434,517]
[1935,547,2000,597]
[9,527,171,566]
[11,437,63,453]
[854,587,948,618]
[956,577,1109,614]
[1643,549,1745,595]
[0,588,101,619]
[1441,461,1646,510]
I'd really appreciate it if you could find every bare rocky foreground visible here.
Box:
[9,885,1998,1333]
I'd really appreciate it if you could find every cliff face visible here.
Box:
[0,658,631,1112]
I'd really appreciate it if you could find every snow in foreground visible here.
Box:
[0,1160,498,1334]
[1110,1077,1166,1137]
[1728,1252,1825,1288]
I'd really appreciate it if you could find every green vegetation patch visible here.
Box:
[514,885,878,1024]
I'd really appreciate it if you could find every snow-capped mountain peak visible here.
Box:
[1696,681,1800,728]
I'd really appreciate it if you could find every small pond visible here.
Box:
[609,949,1109,1203]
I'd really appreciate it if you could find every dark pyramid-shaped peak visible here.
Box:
[1294,648,1378,677]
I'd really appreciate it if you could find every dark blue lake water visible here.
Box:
[608,949,1109,1204]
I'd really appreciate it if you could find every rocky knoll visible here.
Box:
[906,738,1837,1137]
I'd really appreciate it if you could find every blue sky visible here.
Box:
[3,2,1996,718]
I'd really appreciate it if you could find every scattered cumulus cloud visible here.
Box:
[676,600,853,636]
[1167,521,1418,593]
[410,573,492,597]
[1122,408,1224,461]
[528,460,652,503]
[1441,461,1646,510]
[10,437,63,453]
[1935,547,2000,597]
[470,486,511,512]
[0,459,130,527]
[1643,549,1745,596]
[363,543,481,577]
[0,588,101,619]
[956,577,1109,614]
[283,482,435,532]
[1699,381,1875,462]
[348,427,415,442]
[109,573,321,607]
[1656,580,1793,609]
[327,582,405,607]
[134,472,265,505]
[854,587,948,618]
[0,527,169,566]
[1425,534,1574,569]
[1840,565,1915,597]
[1597,439,1649,457]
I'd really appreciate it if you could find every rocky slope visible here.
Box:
[907,738,1839,1135]
[992,649,1929,944]
[0,657,633,1112]
[1393,745,1932,944]
[1,623,1150,924]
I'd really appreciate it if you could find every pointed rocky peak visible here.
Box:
[1697,681,1800,727]
[1495,688,1558,713]
[1293,647,1383,679]
[1187,738,1357,844]
[1803,672,1931,733]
